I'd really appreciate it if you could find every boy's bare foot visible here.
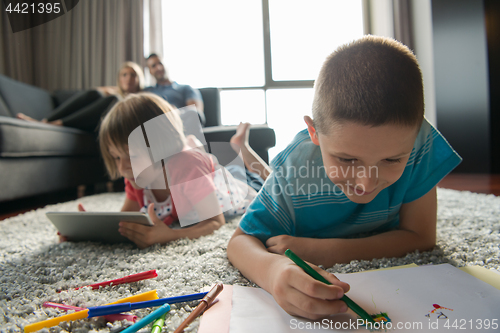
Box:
[230,122,251,150]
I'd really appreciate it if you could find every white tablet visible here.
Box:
[46,212,154,244]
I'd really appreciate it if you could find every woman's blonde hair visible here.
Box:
[99,93,186,180]
[116,61,145,97]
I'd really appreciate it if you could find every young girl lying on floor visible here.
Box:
[71,93,270,248]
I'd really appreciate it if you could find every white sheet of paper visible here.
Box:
[229,264,500,332]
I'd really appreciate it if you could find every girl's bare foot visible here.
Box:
[230,122,251,150]
[229,122,271,180]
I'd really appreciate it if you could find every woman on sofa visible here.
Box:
[16,61,144,132]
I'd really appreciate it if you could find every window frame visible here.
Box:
[219,0,368,124]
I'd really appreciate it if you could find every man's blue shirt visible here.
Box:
[144,82,201,109]
[239,119,462,244]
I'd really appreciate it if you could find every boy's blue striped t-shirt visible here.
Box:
[238,119,462,244]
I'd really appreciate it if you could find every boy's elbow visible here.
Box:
[419,242,435,253]
[418,234,436,252]
[227,237,239,266]
[227,228,246,259]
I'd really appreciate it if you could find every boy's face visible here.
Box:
[305,117,418,204]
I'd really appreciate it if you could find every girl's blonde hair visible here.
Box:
[99,93,186,180]
[116,61,145,97]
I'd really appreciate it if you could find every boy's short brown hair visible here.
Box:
[312,35,424,133]
[99,93,186,179]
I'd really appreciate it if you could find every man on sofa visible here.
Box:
[144,53,205,126]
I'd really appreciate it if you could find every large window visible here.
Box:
[269,0,364,81]
[162,0,265,88]
[162,0,364,159]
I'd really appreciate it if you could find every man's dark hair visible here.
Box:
[312,35,424,133]
[146,53,161,61]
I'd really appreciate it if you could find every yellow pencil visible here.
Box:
[24,290,159,333]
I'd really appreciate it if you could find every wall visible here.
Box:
[431,0,491,173]
[485,0,500,174]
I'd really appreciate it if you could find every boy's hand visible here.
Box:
[118,203,177,249]
[266,235,299,255]
[269,257,350,320]
[267,236,328,264]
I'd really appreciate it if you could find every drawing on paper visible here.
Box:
[371,312,391,324]
[425,303,454,319]
[361,312,392,331]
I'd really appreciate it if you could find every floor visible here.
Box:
[0,173,499,221]
[436,173,500,196]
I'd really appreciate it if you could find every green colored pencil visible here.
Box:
[284,249,375,324]
[150,313,167,333]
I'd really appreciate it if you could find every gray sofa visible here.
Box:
[0,75,275,203]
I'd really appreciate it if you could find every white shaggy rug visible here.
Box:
[0,188,499,332]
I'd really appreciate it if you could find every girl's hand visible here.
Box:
[58,203,86,242]
[118,203,177,248]
[268,257,350,320]
[57,231,68,243]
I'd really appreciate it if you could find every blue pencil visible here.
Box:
[85,292,208,317]
[120,304,171,333]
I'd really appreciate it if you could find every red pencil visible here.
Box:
[63,270,158,291]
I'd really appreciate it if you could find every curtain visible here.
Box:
[363,0,437,126]
[364,0,413,49]
[393,0,413,50]
[143,0,162,86]
[147,0,163,57]
[0,0,144,91]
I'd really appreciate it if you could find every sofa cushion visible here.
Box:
[0,74,54,120]
[203,125,276,164]
[0,117,99,157]
[0,156,106,202]
[0,95,13,117]
[199,88,221,127]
